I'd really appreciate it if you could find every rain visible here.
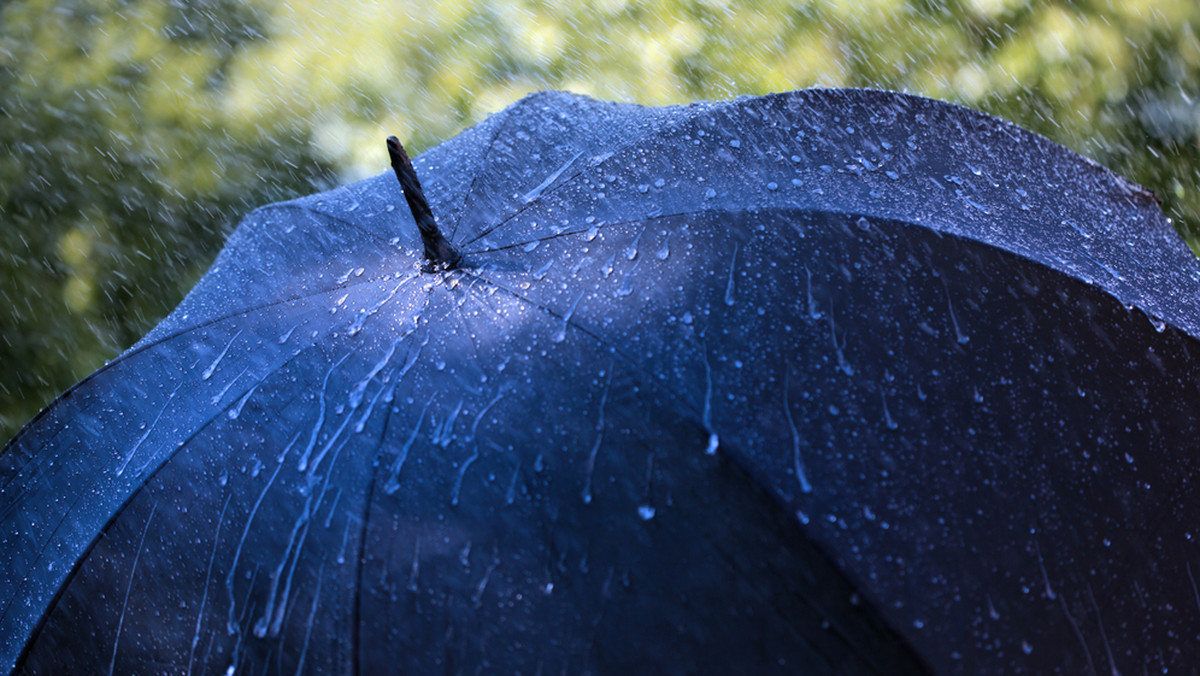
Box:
[3,0,1200,674]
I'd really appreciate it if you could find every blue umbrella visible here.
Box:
[3,88,1199,673]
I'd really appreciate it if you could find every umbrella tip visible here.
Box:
[387,136,463,271]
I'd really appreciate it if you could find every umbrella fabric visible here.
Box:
[3,88,1200,673]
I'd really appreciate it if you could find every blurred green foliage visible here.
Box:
[2,0,1199,442]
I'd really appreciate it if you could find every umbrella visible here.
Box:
[4,87,1200,674]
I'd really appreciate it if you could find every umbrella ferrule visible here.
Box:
[387,136,463,270]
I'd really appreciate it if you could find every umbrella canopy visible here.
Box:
[4,88,1200,674]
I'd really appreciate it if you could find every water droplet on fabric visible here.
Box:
[655,237,670,260]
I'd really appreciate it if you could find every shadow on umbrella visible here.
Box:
[3,88,1199,674]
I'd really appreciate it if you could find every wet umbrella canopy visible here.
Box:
[4,88,1200,673]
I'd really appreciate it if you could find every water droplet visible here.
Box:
[523,241,539,252]
[729,139,741,148]
[637,184,649,193]
[624,230,642,261]
[654,178,665,188]
[885,170,900,180]
[655,237,670,261]
[767,181,778,191]
[704,432,719,455]
[791,178,803,187]
[790,155,801,163]
[637,505,656,520]
[704,188,717,199]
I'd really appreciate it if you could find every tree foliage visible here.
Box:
[2,0,1198,441]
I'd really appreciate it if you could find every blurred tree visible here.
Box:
[2,0,1198,442]
[0,0,337,437]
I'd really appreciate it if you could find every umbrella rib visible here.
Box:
[1,270,419,493]
[350,377,405,674]
[131,271,423,374]
[266,203,398,247]
[462,208,717,255]
[461,100,718,248]
[445,102,522,241]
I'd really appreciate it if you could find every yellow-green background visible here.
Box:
[2,0,1198,441]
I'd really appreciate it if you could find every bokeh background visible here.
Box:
[2,0,1199,442]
